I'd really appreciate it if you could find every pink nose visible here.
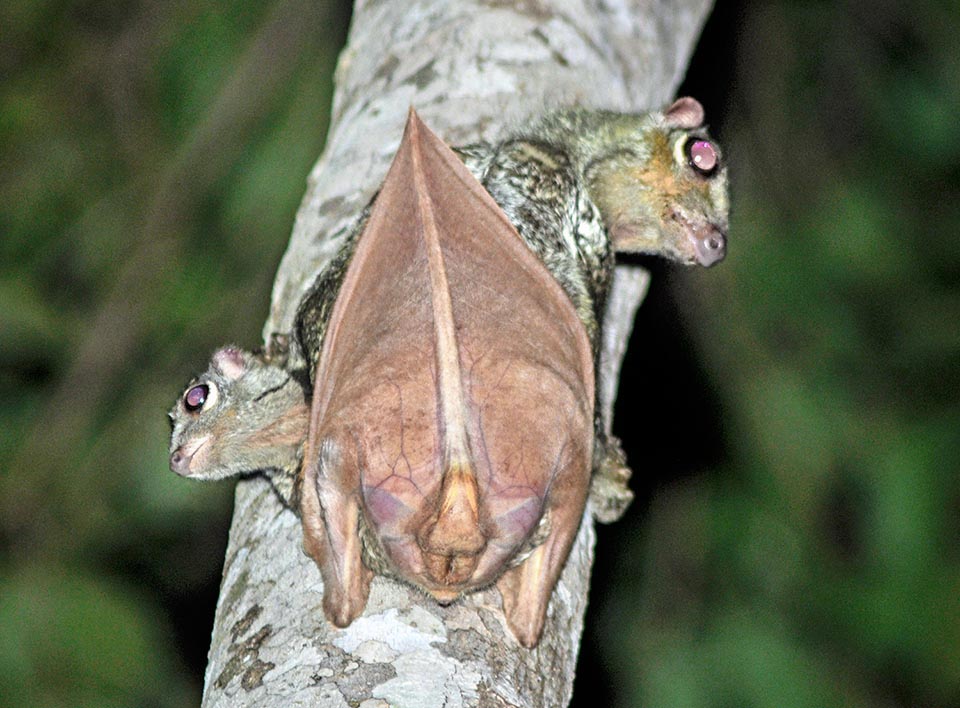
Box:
[170,448,190,475]
[694,229,726,267]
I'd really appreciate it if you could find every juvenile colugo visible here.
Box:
[169,97,729,648]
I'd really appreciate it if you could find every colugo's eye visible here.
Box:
[686,138,718,175]
[184,385,208,411]
[183,383,217,412]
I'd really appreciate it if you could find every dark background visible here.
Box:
[2,1,958,706]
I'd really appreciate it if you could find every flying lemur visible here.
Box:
[169,98,728,646]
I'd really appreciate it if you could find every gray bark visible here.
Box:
[202,0,713,705]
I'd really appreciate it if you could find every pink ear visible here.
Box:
[664,97,705,129]
[213,347,246,380]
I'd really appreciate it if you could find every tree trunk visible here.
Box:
[202,0,714,705]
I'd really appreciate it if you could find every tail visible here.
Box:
[417,461,487,587]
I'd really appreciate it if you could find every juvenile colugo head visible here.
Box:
[168,347,307,483]
[576,97,729,266]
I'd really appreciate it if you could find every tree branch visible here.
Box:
[202,0,714,705]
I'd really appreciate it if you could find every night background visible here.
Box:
[2,1,958,706]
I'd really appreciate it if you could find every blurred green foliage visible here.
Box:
[0,0,348,704]
[1,0,957,706]
[594,2,960,707]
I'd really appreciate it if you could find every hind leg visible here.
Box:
[495,454,590,648]
[300,438,372,627]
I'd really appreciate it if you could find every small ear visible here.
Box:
[664,97,704,129]
[212,347,246,380]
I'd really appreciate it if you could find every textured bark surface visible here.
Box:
[203,0,714,705]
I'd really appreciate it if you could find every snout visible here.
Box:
[693,228,726,267]
[169,436,210,476]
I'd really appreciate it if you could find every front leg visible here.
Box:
[300,437,372,627]
[589,434,633,524]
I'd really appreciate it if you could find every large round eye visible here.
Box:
[685,137,718,176]
[183,382,218,413]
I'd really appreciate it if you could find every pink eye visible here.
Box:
[686,138,718,175]
[184,384,209,412]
